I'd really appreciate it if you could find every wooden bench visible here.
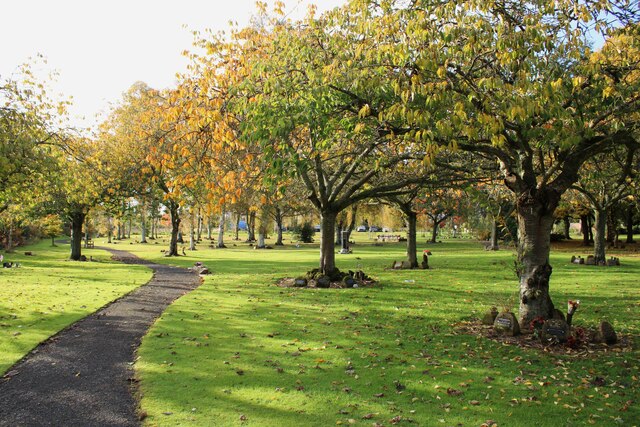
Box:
[85,240,95,249]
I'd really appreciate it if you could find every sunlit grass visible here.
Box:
[0,240,151,374]
[124,233,639,426]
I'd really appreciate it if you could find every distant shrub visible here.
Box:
[293,222,315,243]
[550,232,565,242]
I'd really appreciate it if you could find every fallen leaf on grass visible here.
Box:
[447,388,463,396]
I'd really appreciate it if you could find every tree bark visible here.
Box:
[247,211,256,242]
[107,216,113,244]
[140,207,148,244]
[167,202,180,256]
[580,215,591,246]
[257,229,266,248]
[563,216,571,240]
[430,218,439,243]
[593,207,607,264]
[274,206,284,246]
[488,216,500,250]
[335,216,344,247]
[344,205,357,245]
[234,212,240,240]
[69,211,86,261]
[320,210,338,275]
[189,211,197,251]
[217,209,226,248]
[516,190,558,328]
[405,210,418,268]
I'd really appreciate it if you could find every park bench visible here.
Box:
[85,240,95,249]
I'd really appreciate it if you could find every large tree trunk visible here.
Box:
[234,213,240,240]
[580,215,591,246]
[189,211,197,251]
[488,216,500,250]
[563,216,571,240]
[430,217,439,243]
[274,206,284,246]
[69,211,86,261]
[344,205,357,245]
[257,229,266,248]
[168,202,180,256]
[107,216,113,244]
[247,211,256,242]
[593,207,607,264]
[405,210,418,268]
[140,206,148,244]
[335,216,345,247]
[626,203,636,243]
[217,209,226,248]
[319,210,338,275]
[516,190,558,328]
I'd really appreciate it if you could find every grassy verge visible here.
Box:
[125,234,639,427]
[0,240,152,374]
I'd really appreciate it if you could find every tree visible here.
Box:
[1,61,69,214]
[347,0,639,325]
[220,6,434,275]
[573,144,638,263]
[39,214,63,247]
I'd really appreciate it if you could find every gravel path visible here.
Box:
[0,248,201,426]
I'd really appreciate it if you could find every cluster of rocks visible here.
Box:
[570,255,620,266]
[390,251,431,270]
[191,262,211,275]
[292,268,374,288]
[3,262,20,268]
[481,307,617,346]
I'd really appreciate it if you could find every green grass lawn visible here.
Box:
[0,239,152,374]
[119,233,639,427]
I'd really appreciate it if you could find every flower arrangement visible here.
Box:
[567,300,580,315]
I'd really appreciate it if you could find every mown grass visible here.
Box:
[0,240,152,374]
[124,233,639,427]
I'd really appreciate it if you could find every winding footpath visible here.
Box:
[0,248,201,427]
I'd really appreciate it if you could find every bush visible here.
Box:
[550,232,565,242]
[293,222,315,243]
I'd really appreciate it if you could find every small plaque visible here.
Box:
[496,317,511,327]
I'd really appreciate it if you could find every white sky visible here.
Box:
[0,0,346,131]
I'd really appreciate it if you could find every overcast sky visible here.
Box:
[0,0,346,131]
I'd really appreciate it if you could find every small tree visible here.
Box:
[40,214,63,247]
